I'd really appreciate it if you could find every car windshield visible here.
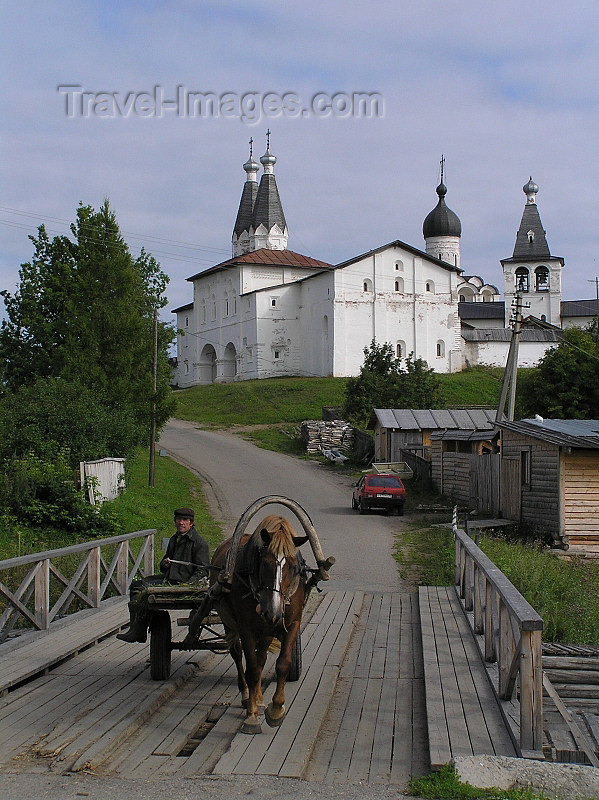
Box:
[367,476,402,488]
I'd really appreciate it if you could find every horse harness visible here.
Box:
[235,540,307,609]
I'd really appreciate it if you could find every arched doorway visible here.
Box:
[199,344,217,384]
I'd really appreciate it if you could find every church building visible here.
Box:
[172,141,596,387]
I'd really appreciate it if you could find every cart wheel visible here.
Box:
[150,610,172,680]
[288,632,302,681]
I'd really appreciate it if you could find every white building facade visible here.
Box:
[172,147,596,386]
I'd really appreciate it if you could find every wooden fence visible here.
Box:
[452,509,543,754]
[0,530,155,642]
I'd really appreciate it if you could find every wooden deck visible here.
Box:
[0,590,431,785]
[419,586,518,768]
[0,586,537,784]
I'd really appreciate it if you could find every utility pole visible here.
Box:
[148,308,158,487]
[496,291,528,422]
[589,277,599,335]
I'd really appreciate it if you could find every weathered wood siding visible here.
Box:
[501,430,561,540]
[431,450,471,503]
[561,450,599,551]
[470,453,501,516]
[499,457,521,522]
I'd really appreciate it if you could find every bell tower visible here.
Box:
[501,178,564,327]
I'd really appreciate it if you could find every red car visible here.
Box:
[352,473,406,515]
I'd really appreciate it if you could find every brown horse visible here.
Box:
[211,514,309,734]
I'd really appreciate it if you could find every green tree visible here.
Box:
[518,326,599,419]
[343,340,441,426]
[0,201,175,436]
[0,377,142,466]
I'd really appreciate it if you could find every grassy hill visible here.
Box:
[172,366,508,427]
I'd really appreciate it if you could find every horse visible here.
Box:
[210,514,309,734]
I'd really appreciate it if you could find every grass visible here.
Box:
[393,505,599,646]
[0,448,223,564]
[107,448,223,560]
[171,367,511,428]
[436,366,504,407]
[480,535,599,645]
[409,764,557,800]
[172,376,348,426]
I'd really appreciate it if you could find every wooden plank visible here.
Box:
[221,592,360,776]
[446,589,517,757]
[542,673,599,768]
[0,598,129,692]
[419,587,451,767]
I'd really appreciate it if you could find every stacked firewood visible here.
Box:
[300,420,354,454]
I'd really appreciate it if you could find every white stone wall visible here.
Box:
[462,338,556,369]
[330,246,462,375]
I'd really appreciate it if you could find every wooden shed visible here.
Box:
[369,408,497,463]
[497,419,599,553]
[429,429,500,505]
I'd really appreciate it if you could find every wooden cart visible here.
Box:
[140,495,333,683]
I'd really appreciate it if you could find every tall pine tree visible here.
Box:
[0,201,175,451]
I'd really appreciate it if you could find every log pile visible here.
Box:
[542,644,599,765]
[300,420,354,455]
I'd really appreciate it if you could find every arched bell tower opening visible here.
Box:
[501,178,564,327]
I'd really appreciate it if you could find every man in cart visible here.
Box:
[117,507,210,643]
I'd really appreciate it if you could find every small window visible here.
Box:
[521,449,531,487]
[459,294,465,302]
[274,350,280,359]
[363,278,373,293]
[271,298,277,308]
[394,277,404,293]
[527,230,535,244]
[184,316,189,327]
[426,280,435,293]
[395,260,404,272]
[436,340,445,358]
[396,343,402,358]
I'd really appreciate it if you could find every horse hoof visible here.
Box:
[265,704,286,728]
[241,719,262,735]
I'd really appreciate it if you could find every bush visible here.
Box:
[0,450,119,542]
[0,377,144,467]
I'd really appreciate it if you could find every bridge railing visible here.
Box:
[0,530,155,642]
[452,508,543,754]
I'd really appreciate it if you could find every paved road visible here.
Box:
[158,419,407,593]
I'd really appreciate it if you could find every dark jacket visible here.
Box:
[160,526,210,583]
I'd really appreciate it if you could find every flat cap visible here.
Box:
[173,507,195,520]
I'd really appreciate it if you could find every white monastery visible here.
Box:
[172,142,597,387]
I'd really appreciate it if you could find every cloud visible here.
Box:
[1,0,599,324]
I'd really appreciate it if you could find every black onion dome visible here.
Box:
[423,181,462,238]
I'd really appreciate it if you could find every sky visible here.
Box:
[1,1,598,327]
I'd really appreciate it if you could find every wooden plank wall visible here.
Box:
[501,431,561,538]
[562,451,599,550]
[441,454,471,504]
[470,454,501,515]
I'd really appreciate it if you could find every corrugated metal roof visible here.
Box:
[461,328,561,342]
[499,419,599,449]
[430,429,498,441]
[561,299,599,317]
[458,301,505,319]
[370,408,497,431]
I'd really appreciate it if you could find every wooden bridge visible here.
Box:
[1,525,598,785]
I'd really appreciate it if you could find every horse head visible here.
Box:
[251,515,308,627]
